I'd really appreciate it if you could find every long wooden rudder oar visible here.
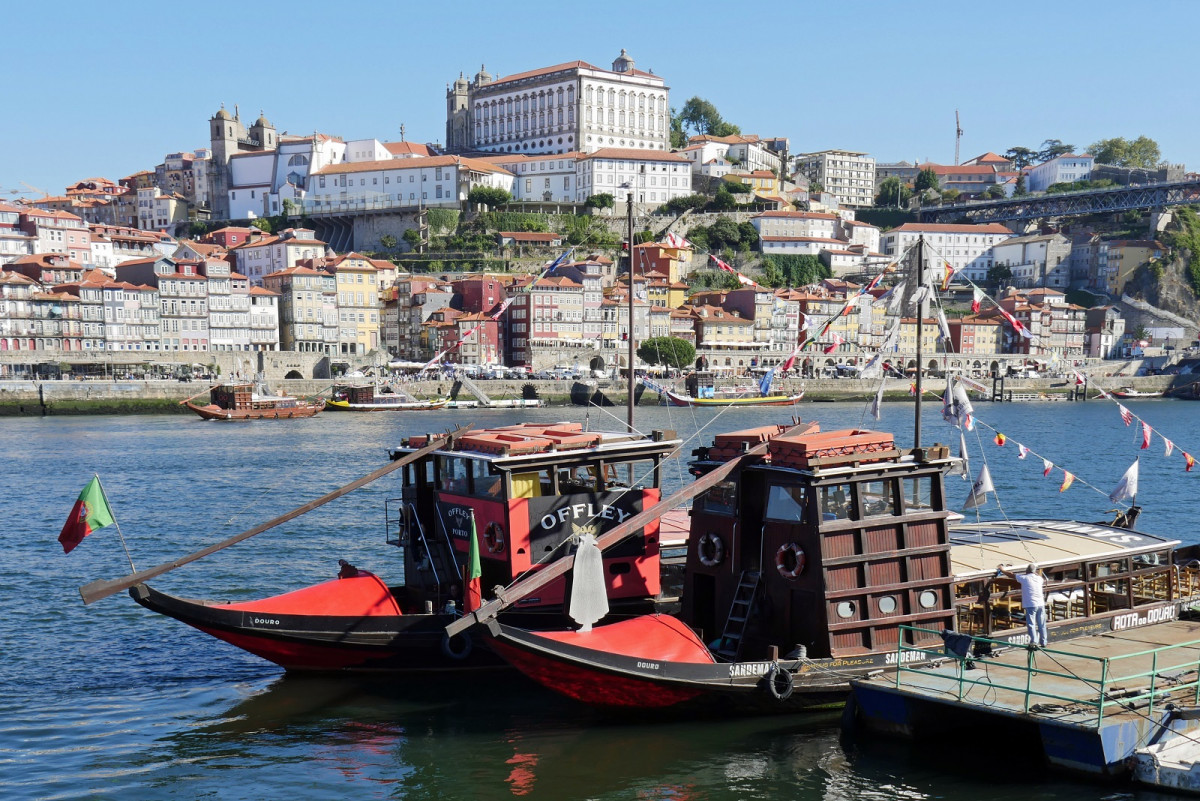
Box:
[446,421,811,638]
[79,425,469,605]
[178,383,222,406]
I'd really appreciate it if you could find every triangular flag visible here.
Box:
[1165,438,1175,458]
[962,465,995,510]
[1043,459,1053,477]
[971,286,983,314]
[1109,459,1139,504]
[994,432,1006,446]
[940,261,955,291]
[1017,443,1030,460]
[1060,471,1075,492]
[908,382,917,396]
[1119,404,1133,425]
[1186,452,1196,472]
[953,430,971,480]
[1141,422,1152,450]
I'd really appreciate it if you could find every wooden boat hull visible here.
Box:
[664,390,804,408]
[184,401,323,421]
[324,398,449,412]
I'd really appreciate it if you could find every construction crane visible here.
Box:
[954,110,963,166]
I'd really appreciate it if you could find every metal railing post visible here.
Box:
[1098,658,1109,726]
[1149,650,1158,720]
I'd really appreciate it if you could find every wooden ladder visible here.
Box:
[715,571,760,661]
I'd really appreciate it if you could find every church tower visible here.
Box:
[612,49,635,73]
[446,73,471,153]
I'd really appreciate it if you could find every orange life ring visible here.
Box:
[697,532,725,568]
[775,543,805,579]
[484,521,505,554]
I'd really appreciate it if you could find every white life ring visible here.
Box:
[775,543,806,579]
[697,532,726,568]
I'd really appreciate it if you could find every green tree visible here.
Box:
[709,187,737,211]
[1003,147,1038,169]
[737,221,759,251]
[1037,139,1074,163]
[379,234,398,252]
[707,216,742,250]
[637,337,696,370]
[808,180,824,193]
[662,194,709,215]
[914,168,940,192]
[1013,173,1028,196]
[678,96,740,137]
[983,185,1006,200]
[402,227,423,250]
[761,258,784,288]
[467,186,511,208]
[768,254,829,286]
[584,193,615,209]
[1088,136,1162,169]
[987,264,1013,289]
[669,107,687,149]
[724,181,752,194]
[249,217,272,233]
[941,188,961,203]
[875,176,912,207]
[685,225,710,251]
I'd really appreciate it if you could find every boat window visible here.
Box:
[836,601,856,619]
[902,476,933,511]
[860,479,896,517]
[437,456,471,495]
[765,484,806,523]
[918,590,939,609]
[1049,565,1082,582]
[1133,551,1167,569]
[559,465,598,492]
[697,480,737,516]
[1089,558,1130,579]
[878,595,898,614]
[819,484,853,520]
[471,459,502,498]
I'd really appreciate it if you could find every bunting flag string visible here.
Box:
[922,240,1038,344]
[1076,373,1200,473]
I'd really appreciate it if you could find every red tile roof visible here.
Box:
[889,223,1014,235]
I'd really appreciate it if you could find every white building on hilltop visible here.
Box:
[793,150,876,209]
[880,223,1015,283]
[1026,154,1095,192]
[446,50,669,156]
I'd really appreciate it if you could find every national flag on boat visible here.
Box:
[869,381,885,421]
[1165,438,1175,457]
[953,430,971,480]
[1060,471,1075,492]
[962,464,994,510]
[544,248,574,275]
[994,432,1006,447]
[1141,422,1152,450]
[710,254,735,273]
[758,367,776,397]
[1043,458,1053,477]
[1017,443,1030,459]
[58,475,115,554]
[997,307,1032,339]
[1109,458,1139,504]
[1119,404,1133,425]
[1186,452,1196,472]
[822,333,843,354]
[1073,371,1086,386]
[940,260,955,291]
[662,232,691,250]
[971,286,983,314]
[465,511,482,613]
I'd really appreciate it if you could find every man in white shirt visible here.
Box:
[998,563,1047,648]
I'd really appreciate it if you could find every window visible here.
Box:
[861,479,896,517]
[697,480,736,516]
[820,483,853,520]
[765,484,806,522]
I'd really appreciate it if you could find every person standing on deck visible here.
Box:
[998,563,1048,648]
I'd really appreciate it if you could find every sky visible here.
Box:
[3,0,1198,197]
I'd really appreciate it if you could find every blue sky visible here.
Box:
[3,0,1197,197]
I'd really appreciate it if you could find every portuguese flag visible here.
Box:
[465,512,482,613]
[59,476,115,554]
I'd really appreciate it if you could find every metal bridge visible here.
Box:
[918,179,1200,224]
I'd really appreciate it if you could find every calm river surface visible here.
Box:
[1,398,1193,800]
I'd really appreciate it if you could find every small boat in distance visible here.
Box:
[325,383,448,411]
[1110,387,1164,399]
[646,371,804,407]
[183,383,323,421]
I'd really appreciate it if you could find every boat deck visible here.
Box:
[850,619,1200,777]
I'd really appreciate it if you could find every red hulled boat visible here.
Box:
[131,422,686,672]
[183,383,323,420]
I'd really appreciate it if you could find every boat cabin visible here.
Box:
[388,423,681,614]
[683,424,957,662]
[210,383,299,410]
[684,371,717,400]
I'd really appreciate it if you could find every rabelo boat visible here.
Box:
[183,383,323,421]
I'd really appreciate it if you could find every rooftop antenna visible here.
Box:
[400,123,406,142]
[955,109,963,165]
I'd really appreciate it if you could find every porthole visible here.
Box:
[878,596,897,614]
[918,590,938,609]
[836,601,856,619]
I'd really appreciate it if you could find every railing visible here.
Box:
[896,624,1200,727]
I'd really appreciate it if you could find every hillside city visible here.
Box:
[1,49,1196,380]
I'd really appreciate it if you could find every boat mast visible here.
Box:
[914,235,925,449]
[626,181,636,433]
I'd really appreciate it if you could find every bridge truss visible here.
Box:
[918,179,1200,224]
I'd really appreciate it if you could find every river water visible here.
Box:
[1,398,1192,800]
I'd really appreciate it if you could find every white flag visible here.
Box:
[952,379,974,431]
[1108,458,1139,505]
[951,430,971,479]
[1017,443,1030,460]
[869,381,885,421]
[962,465,995,510]
[1165,438,1175,458]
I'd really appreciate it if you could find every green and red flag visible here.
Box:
[59,476,114,554]
[465,511,482,613]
